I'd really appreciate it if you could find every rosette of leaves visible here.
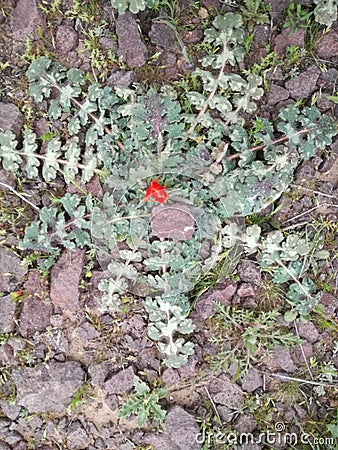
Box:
[186,12,264,134]
[110,0,155,14]
[221,222,328,320]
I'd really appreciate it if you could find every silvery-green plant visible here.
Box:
[314,0,338,26]
[110,0,155,14]
[0,12,337,368]
[222,222,329,321]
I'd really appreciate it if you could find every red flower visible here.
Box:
[144,180,168,204]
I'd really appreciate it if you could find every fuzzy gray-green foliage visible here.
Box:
[110,0,155,14]
[314,0,338,26]
[1,12,337,368]
[222,222,328,320]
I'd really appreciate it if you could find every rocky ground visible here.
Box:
[0,0,338,449]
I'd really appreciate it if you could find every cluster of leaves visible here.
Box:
[119,376,168,426]
[110,0,156,14]
[314,0,338,26]
[209,303,301,377]
[222,222,329,320]
[0,11,337,368]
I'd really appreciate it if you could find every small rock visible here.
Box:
[268,0,290,19]
[0,295,16,333]
[137,346,160,370]
[88,361,112,387]
[285,66,321,100]
[12,361,84,413]
[50,249,86,314]
[24,270,48,295]
[178,354,200,378]
[209,377,243,409]
[151,204,195,241]
[107,70,135,88]
[0,103,24,137]
[182,29,204,45]
[0,402,21,421]
[270,345,297,372]
[233,412,257,433]
[56,25,79,54]
[320,292,337,318]
[116,12,147,68]
[105,393,119,411]
[253,24,270,44]
[241,368,263,392]
[18,296,53,337]
[194,281,237,320]
[201,0,220,8]
[104,365,134,394]
[99,36,117,51]
[149,21,178,52]
[10,0,45,42]
[290,342,313,365]
[77,322,99,342]
[217,405,233,422]
[295,320,319,343]
[66,421,91,450]
[315,29,338,61]
[0,248,27,293]
[145,406,201,450]
[274,27,305,55]
[267,84,289,105]
[237,259,262,283]
[162,367,180,386]
[237,283,256,298]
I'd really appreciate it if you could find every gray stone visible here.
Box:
[12,361,84,413]
[107,70,135,88]
[241,368,263,392]
[209,376,243,409]
[295,319,319,343]
[162,367,180,386]
[285,66,321,99]
[233,412,257,433]
[145,406,201,450]
[274,27,305,54]
[237,259,262,282]
[89,361,113,386]
[50,248,86,314]
[151,204,195,241]
[290,341,313,365]
[194,281,237,320]
[149,21,178,52]
[56,25,79,54]
[77,322,100,341]
[267,84,289,105]
[0,248,27,293]
[320,292,337,318]
[237,283,256,298]
[10,0,45,42]
[315,29,338,61]
[116,12,147,68]
[0,295,16,333]
[0,103,24,137]
[66,421,90,450]
[18,296,53,337]
[104,365,134,394]
[270,345,297,372]
[0,401,21,420]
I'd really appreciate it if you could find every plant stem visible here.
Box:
[183,46,228,141]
